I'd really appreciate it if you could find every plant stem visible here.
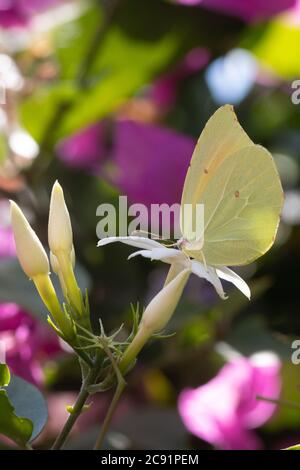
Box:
[256,395,300,410]
[52,364,100,450]
[29,0,123,182]
[94,379,126,450]
[93,338,127,449]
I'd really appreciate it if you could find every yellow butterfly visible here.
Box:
[98,105,283,299]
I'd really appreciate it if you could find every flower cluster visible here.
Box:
[10,182,90,352]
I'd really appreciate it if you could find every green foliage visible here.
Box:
[21,0,240,143]
[0,365,45,447]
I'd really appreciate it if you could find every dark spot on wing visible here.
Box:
[235,190,240,198]
[204,168,208,174]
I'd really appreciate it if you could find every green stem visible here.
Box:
[28,0,123,183]
[93,341,126,449]
[256,395,300,410]
[77,0,122,88]
[93,379,126,450]
[52,364,101,450]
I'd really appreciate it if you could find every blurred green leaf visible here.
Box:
[0,134,7,164]
[242,19,300,78]
[285,444,300,450]
[6,375,48,442]
[0,391,33,447]
[267,362,300,431]
[21,0,241,142]
[0,369,33,447]
[0,364,10,387]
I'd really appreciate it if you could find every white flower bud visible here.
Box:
[141,268,190,333]
[48,181,73,256]
[10,201,49,278]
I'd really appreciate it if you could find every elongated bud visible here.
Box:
[10,201,49,278]
[48,181,73,256]
[120,267,190,373]
[141,268,190,333]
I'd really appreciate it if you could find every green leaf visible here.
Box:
[242,19,300,78]
[0,364,10,387]
[0,134,7,164]
[0,390,33,447]
[21,0,241,142]
[6,375,48,442]
[285,444,300,450]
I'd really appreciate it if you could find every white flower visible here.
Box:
[141,268,190,333]
[97,236,250,300]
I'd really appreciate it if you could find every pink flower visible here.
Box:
[113,120,194,207]
[0,199,16,257]
[178,353,281,450]
[0,0,59,28]
[57,122,106,173]
[151,48,210,109]
[177,0,296,23]
[58,120,195,208]
[0,303,62,385]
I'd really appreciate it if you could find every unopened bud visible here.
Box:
[48,181,73,256]
[10,201,49,278]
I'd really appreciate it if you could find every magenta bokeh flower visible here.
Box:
[0,303,61,385]
[151,48,210,109]
[0,0,59,28]
[58,119,195,208]
[178,0,296,23]
[57,122,106,173]
[113,120,194,207]
[178,353,281,450]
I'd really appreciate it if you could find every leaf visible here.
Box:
[0,390,33,447]
[21,0,240,142]
[242,19,300,78]
[285,444,300,450]
[0,370,34,447]
[6,375,48,442]
[0,364,10,387]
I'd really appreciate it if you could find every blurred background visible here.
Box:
[0,0,300,450]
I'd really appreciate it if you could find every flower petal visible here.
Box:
[97,236,162,250]
[216,266,251,299]
[191,260,227,299]
[129,246,188,266]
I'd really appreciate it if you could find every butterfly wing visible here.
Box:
[180,106,283,266]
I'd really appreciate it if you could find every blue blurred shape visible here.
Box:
[205,48,257,105]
